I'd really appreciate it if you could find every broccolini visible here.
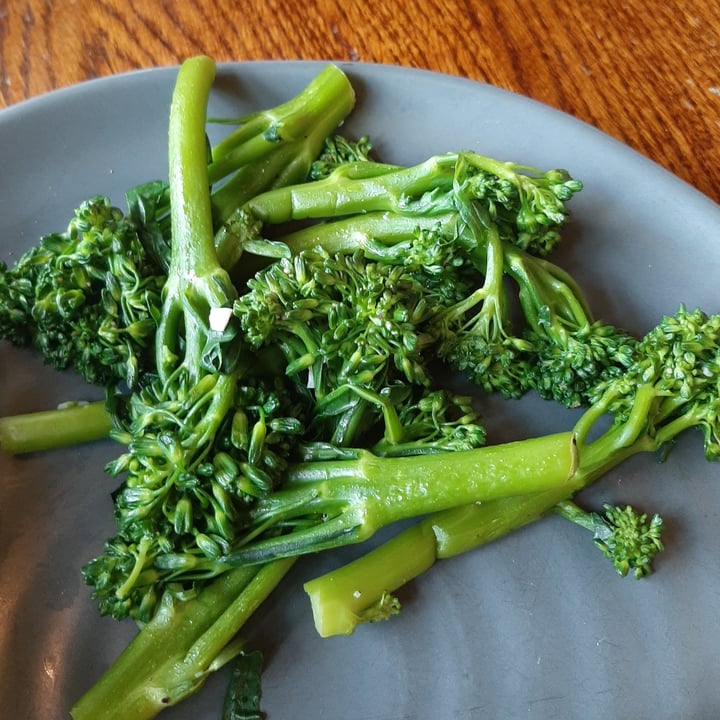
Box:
[303,304,718,636]
[2,55,716,720]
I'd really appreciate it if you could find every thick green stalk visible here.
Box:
[304,487,570,637]
[301,384,676,638]
[167,57,218,285]
[158,55,238,383]
[209,64,355,183]
[277,211,459,256]
[241,155,457,225]
[304,521,438,637]
[0,400,112,454]
[210,64,356,223]
[223,432,577,565]
[71,558,295,720]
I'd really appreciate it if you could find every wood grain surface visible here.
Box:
[1,0,720,203]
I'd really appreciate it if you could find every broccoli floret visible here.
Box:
[526,317,637,408]
[0,245,47,346]
[493,241,637,407]
[453,152,582,257]
[309,134,374,180]
[428,207,636,406]
[428,186,535,399]
[555,500,664,578]
[364,387,487,456]
[429,166,635,407]
[0,194,166,389]
[236,244,452,447]
[239,246,437,390]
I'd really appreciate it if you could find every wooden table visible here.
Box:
[2,0,720,204]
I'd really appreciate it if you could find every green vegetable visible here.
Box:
[225,147,633,408]
[221,149,581,259]
[554,499,664,579]
[235,241,485,451]
[0,400,112,454]
[305,490,664,637]
[80,57,324,623]
[79,108,591,622]
[303,305,718,636]
[427,168,635,404]
[208,64,357,230]
[0,64,356,392]
[222,650,265,720]
[220,431,576,565]
[4,54,715,720]
[71,558,295,720]
[0,193,166,388]
[308,134,375,180]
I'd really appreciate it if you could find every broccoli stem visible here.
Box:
[302,405,669,637]
[71,557,295,720]
[219,148,580,266]
[0,400,112,454]
[301,379,693,638]
[304,520,437,637]
[210,64,356,226]
[239,155,457,225]
[303,488,569,637]
[157,55,239,382]
[278,211,459,256]
[304,436,668,638]
[222,431,577,565]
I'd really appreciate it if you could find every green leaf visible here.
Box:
[222,650,264,720]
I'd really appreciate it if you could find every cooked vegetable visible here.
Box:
[79,57,328,623]
[71,558,295,720]
[0,63,356,391]
[304,496,667,638]
[224,149,635,408]
[83,151,592,621]
[0,400,112,454]
[0,191,166,388]
[234,239,484,450]
[303,304,719,636]
[554,499,664,579]
[3,55,717,720]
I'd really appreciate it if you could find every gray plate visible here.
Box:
[1,61,719,720]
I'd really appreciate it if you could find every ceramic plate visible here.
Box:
[1,62,719,720]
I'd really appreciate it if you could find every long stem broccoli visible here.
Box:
[2,55,718,720]
[220,430,577,564]
[71,558,295,720]
[0,64,355,393]
[303,305,719,636]
[303,491,665,637]
[219,149,582,258]
[222,148,634,411]
[77,58,316,623]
